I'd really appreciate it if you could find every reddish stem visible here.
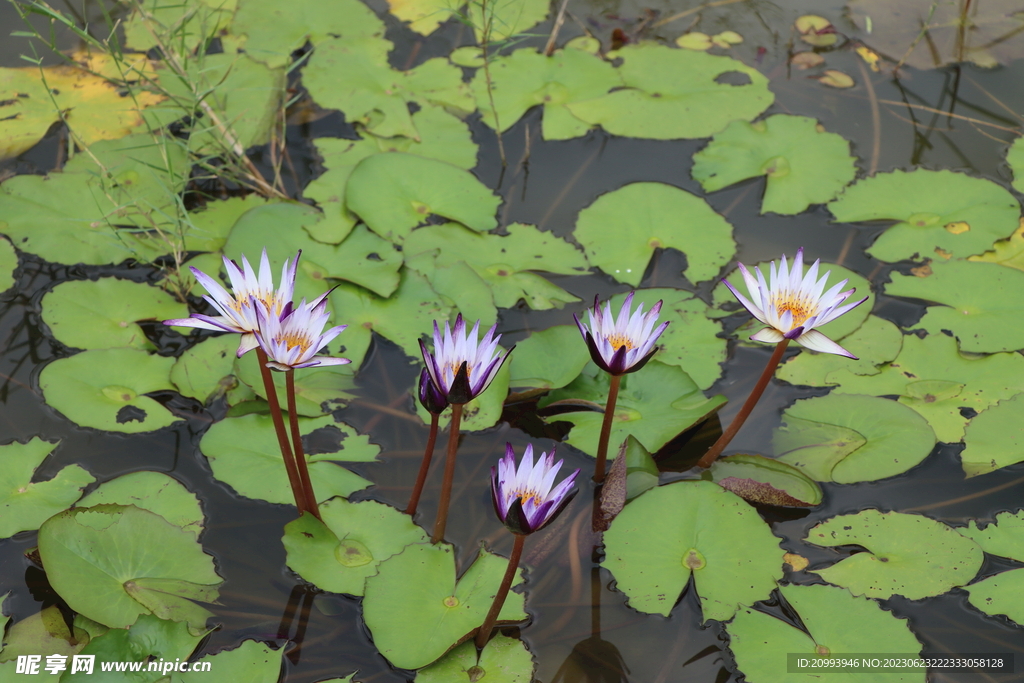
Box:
[256,348,306,515]
[406,412,440,517]
[431,403,464,544]
[287,369,322,521]
[475,533,525,650]
[594,374,622,483]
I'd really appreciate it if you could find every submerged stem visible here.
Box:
[475,533,526,650]
[287,369,322,521]
[256,348,306,515]
[594,374,622,483]
[405,412,440,517]
[431,403,464,544]
[697,339,791,469]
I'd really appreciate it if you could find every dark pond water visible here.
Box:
[2,0,1024,680]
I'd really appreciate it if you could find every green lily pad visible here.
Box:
[199,414,377,506]
[692,115,857,215]
[805,510,983,600]
[1009,136,1024,193]
[807,333,1024,442]
[233,0,385,68]
[728,584,924,683]
[603,480,783,620]
[170,334,239,404]
[123,0,235,53]
[605,288,726,390]
[346,153,500,243]
[404,222,588,309]
[969,221,1024,271]
[283,498,429,596]
[542,361,726,458]
[40,348,180,434]
[363,543,527,670]
[713,261,874,344]
[960,393,1024,477]
[566,43,773,140]
[886,259,1024,353]
[707,454,823,507]
[961,510,1024,561]
[233,354,357,415]
[828,169,1021,262]
[574,182,736,286]
[0,438,93,539]
[465,0,548,43]
[328,270,452,367]
[773,394,936,483]
[416,634,534,682]
[471,48,621,140]
[0,237,15,294]
[509,325,590,390]
[960,511,1024,625]
[416,258,498,328]
[305,41,473,140]
[173,639,283,682]
[78,472,204,538]
[223,202,403,299]
[182,195,270,254]
[0,605,89,662]
[42,278,188,351]
[778,315,904,387]
[38,505,222,631]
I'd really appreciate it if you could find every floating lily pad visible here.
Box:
[960,393,1024,477]
[0,605,89,661]
[170,334,239,404]
[960,511,1024,625]
[828,169,1021,262]
[886,259,1024,353]
[810,333,1024,442]
[414,257,498,328]
[416,634,534,682]
[508,325,591,390]
[200,414,376,506]
[692,115,857,215]
[848,0,1024,70]
[233,0,385,68]
[0,237,16,294]
[0,57,164,160]
[677,32,713,50]
[778,316,904,387]
[174,640,282,682]
[40,348,180,433]
[796,15,838,47]
[346,153,500,243]
[961,510,1024,561]
[38,505,222,631]
[707,454,823,507]
[78,472,204,538]
[465,0,548,42]
[471,48,621,140]
[728,584,924,683]
[805,510,983,600]
[42,278,188,351]
[1009,136,1024,193]
[384,0,458,35]
[603,480,783,620]
[774,394,936,483]
[233,359,356,415]
[566,43,774,140]
[363,543,527,670]
[404,222,587,309]
[0,438,93,539]
[283,498,429,596]
[969,220,1024,271]
[542,361,726,458]
[575,182,736,286]
[123,0,236,53]
[329,270,452,367]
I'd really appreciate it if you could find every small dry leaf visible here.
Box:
[676,32,713,51]
[716,476,814,507]
[791,51,825,69]
[819,69,855,88]
[911,263,933,277]
[712,31,744,48]
[945,221,970,234]
[855,45,882,72]
[597,440,629,531]
[796,15,838,47]
[784,552,809,571]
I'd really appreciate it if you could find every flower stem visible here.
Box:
[594,374,622,483]
[286,369,322,521]
[405,412,440,517]
[256,348,306,515]
[475,533,525,650]
[431,403,464,544]
[697,339,791,469]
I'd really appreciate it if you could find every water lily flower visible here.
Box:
[574,292,669,376]
[724,248,868,358]
[254,294,350,371]
[419,314,512,405]
[491,443,579,535]
[164,249,298,358]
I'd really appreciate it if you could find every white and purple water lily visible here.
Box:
[164,249,298,358]
[254,295,350,371]
[574,292,669,376]
[419,314,512,405]
[724,248,868,358]
[491,443,579,535]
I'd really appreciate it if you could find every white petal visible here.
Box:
[796,329,857,358]
[750,328,786,343]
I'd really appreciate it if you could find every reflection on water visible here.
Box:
[1,0,1024,680]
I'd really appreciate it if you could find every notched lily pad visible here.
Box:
[692,115,857,215]
[778,315,903,387]
[78,471,204,538]
[0,438,93,539]
[707,454,823,507]
[1009,136,1024,193]
[805,510,983,600]
[603,480,783,621]
[508,325,590,391]
[960,393,1024,477]
[0,237,16,294]
[283,498,429,596]
[416,634,535,682]
[0,605,89,661]
[170,334,239,404]
[960,511,1024,625]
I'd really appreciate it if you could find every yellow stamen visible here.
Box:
[512,489,540,507]
[449,361,472,379]
[605,334,635,350]
[772,291,818,327]
[277,331,311,352]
